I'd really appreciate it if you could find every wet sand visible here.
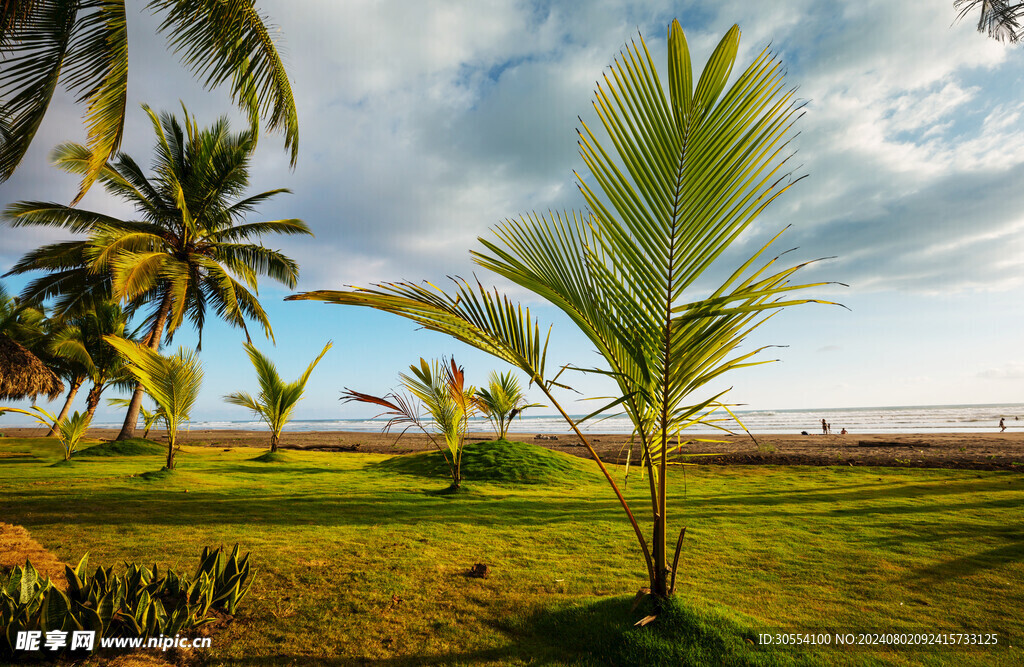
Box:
[6,427,1024,471]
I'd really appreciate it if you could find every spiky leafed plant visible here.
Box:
[48,300,136,420]
[4,105,312,441]
[107,396,163,438]
[343,358,477,490]
[0,405,91,460]
[0,0,298,200]
[474,371,542,440]
[955,0,1024,43]
[105,336,202,469]
[224,341,332,453]
[291,21,836,599]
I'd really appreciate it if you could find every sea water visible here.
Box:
[86,403,1024,435]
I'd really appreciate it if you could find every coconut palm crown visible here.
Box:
[291,21,839,599]
[4,105,312,440]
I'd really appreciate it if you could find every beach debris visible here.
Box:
[468,563,491,578]
[534,434,559,441]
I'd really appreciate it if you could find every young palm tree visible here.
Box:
[224,341,332,453]
[4,105,312,440]
[0,0,298,200]
[48,300,136,420]
[474,371,542,440]
[344,358,477,490]
[107,396,163,439]
[105,336,202,469]
[292,21,836,599]
[0,406,91,461]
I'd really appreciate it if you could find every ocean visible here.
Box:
[84,403,1024,435]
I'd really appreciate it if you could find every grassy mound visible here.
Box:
[521,595,815,666]
[250,450,292,463]
[137,468,175,481]
[373,439,592,485]
[78,438,164,457]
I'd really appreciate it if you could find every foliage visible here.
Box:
[0,405,90,460]
[343,357,478,490]
[224,341,332,452]
[955,0,1024,43]
[474,371,542,440]
[0,545,254,658]
[104,337,203,469]
[0,0,298,199]
[107,397,163,439]
[77,437,165,457]
[291,20,835,598]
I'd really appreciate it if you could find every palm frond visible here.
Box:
[147,0,299,165]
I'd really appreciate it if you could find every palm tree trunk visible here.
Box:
[270,431,280,452]
[166,434,176,469]
[116,290,172,441]
[47,377,83,436]
[84,383,103,421]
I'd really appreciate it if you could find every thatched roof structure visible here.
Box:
[0,336,63,401]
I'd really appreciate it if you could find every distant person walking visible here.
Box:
[821,418,827,435]
[1000,418,1006,432]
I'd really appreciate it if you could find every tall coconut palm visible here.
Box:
[48,300,136,420]
[224,340,331,453]
[4,105,312,440]
[0,0,298,201]
[955,0,1024,43]
[292,21,837,599]
[105,336,202,469]
[474,371,542,440]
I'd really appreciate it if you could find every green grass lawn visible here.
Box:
[0,435,1022,666]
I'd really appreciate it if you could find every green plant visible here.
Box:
[1,546,254,658]
[224,341,332,453]
[344,358,477,490]
[107,397,164,439]
[4,105,311,442]
[474,371,543,440]
[291,20,833,599]
[104,338,203,469]
[0,406,91,460]
[0,0,298,197]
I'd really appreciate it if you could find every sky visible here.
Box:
[2,0,1024,425]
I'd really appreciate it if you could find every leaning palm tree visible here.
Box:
[0,0,298,200]
[105,336,202,469]
[224,341,332,453]
[474,371,542,440]
[4,105,312,440]
[292,21,836,600]
[343,358,477,490]
[48,300,136,420]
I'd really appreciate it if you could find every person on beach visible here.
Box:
[840,428,847,435]
[1000,418,1006,432]
[821,419,827,435]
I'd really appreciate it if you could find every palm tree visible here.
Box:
[224,341,332,453]
[4,105,312,440]
[955,0,1024,43]
[0,0,298,201]
[0,405,91,461]
[291,21,835,599]
[343,358,477,490]
[105,336,202,469]
[474,371,541,440]
[107,396,163,439]
[0,280,63,401]
[48,300,136,420]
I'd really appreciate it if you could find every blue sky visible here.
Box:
[3,0,1024,424]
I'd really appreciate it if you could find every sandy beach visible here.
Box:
[5,427,1024,470]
